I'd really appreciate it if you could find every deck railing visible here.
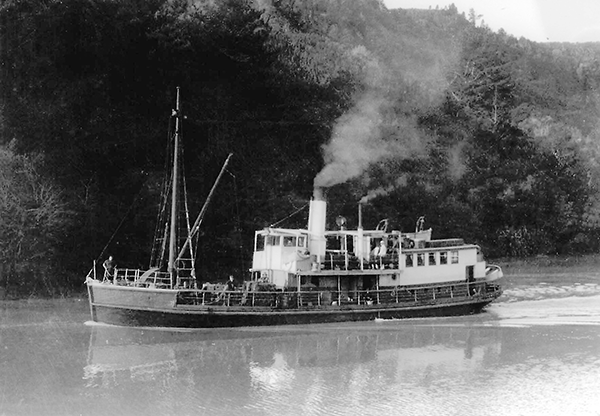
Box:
[94,267,173,288]
[175,281,501,308]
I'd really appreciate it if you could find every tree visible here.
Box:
[0,144,73,296]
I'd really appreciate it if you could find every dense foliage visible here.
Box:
[1,0,600,296]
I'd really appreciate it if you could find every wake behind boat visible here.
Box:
[85,89,502,328]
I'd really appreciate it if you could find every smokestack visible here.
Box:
[308,188,327,260]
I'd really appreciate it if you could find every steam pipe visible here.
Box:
[358,202,364,270]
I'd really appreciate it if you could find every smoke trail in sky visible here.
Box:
[313,42,436,191]
[359,175,408,204]
[314,92,387,188]
[313,84,426,189]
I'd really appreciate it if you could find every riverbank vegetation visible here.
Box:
[2,0,600,296]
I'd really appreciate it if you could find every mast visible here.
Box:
[168,87,181,287]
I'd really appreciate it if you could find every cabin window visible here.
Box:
[283,236,297,247]
[405,254,413,267]
[267,236,281,246]
[298,236,306,247]
[417,253,425,266]
[428,252,436,266]
[451,251,459,264]
[440,252,448,265]
[256,234,265,251]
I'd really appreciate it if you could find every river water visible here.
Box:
[1,262,600,416]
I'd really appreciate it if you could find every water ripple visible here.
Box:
[502,282,600,301]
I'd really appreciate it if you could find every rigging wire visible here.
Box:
[150,115,175,268]
[96,184,146,264]
[227,168,246,276]
[269,203,309,228]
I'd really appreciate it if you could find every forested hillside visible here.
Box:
[1,0,600,296]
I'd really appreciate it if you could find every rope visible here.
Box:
[96,187,144,263]
[150,116,175,267]
[97,113,176,265]
[228,169,245,275]
[269,203,308,228]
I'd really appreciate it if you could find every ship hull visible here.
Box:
[87,281,500,328]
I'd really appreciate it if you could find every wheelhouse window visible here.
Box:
[451,251,459,264]
[417,253,425,266]
[440,252,448,265]
[256,234,265,251]
[298,236,306,247]
[266,236,281,246]
[405,254,413,267]
[428,252,436,266]
[283,236,297,247]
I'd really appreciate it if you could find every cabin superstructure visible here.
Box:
[251,188,497,301]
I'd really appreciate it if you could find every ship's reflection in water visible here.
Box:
[82,315,600,416]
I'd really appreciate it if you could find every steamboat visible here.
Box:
[86,89,503,328]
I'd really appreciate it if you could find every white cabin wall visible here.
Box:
[272,270,289,288]
[390,246,483,286]
[395,266,465,285]
[474,262,486,278]
[252,251,266,270]
[379,274,401,287]
[251,245,283,273]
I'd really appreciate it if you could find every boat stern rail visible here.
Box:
[92,267,173,288]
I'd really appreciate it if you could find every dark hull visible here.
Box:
[87,282,500,328]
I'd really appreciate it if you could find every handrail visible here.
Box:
[88,266,173,288]
[174,280,501,307]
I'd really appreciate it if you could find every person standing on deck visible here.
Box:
[377,240,387,257]
[371,240,387,269]
[103,256,116,280]
[225,275,236,291]
[216,275,236,304]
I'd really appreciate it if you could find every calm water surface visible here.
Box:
[1,265,600,416]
